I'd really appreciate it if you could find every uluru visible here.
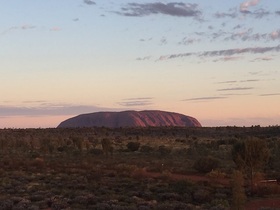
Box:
[57,110,201,128]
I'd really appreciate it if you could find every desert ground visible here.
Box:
[0,126,279,209]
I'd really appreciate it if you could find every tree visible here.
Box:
[232,137,270,192]
[101,138,113,156]
[231,170,246,210]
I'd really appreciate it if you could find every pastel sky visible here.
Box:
[1,0,280,128]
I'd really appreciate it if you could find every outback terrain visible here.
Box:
[0,126,280,209]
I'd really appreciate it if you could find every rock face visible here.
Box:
[57,110,201,128]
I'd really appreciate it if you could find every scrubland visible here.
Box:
[0,126,280,209]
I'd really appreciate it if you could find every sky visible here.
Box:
[1,0,280,128]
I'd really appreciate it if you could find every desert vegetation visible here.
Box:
[0,126,280,209]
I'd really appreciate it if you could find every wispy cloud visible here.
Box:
[160,37,167,45]
[220,93,252,96]
[216,79,259,85]
[0,103,113,117]
[213,56,242,62]
[216,80,237,84]
[214,10,237,19]
[178,37,201,45]
[259,93,280,96]
[1,24,36,35]
[117,2,201,17]
[240,79,259,83]
[50,27,61,32]
[249,71,262,75]
[84,0,95,5]
[118,97,154,107]
[240,0,260,13]
[270,30,280,40]
[183,96,227,101]
[251,8,270,18]
[136,56,151,61]
[251,56,274,62]
[156,44,280,61]
[217,87,254,91]
[223,28,280,42]
[123,97,154,101]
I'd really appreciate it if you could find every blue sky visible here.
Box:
[1,0,280,128]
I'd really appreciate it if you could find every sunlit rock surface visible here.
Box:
[57,110,202,128]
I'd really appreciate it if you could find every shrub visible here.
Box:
[158,145,171,156]
[126,142,140,152]
[210,199,230,209]
[193,188,211,204]
[193,156,220,173]
[89,148,103,155]
[30,158,45,170]
[206,169,226,179]
[169,180,194,195]
[140,145,154,153]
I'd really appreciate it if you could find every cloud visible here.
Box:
[251,56,274,62]
[50,27,61,31]
[118,97,153,107]
[178,37,200,45]
[216,79,259,85]
[139,37,153,42]
[84,0,95,5]
[233,24,243,30]
[223,28,280,42]
[21,25,36,30]
[160,37,167,45]
[239,1,270,19]
[259,93,280,96]
[251,8,270,18]
[276,11,280,16]
[1,25,36,35]
[136,56,151,61]
[240,79,259,83]
[213,56,242,62]
[123,97,154,101]
[0,103,113,117]
[183,96,227,101]
[214,11,237,19]
[217,87,254,91]
[117,2,201,17]
[220,93,251,96]
[216,81,238,84]
[249,71,262,75]
[156,44,280,61]
[211,30,228,40]
[270,30,280,40]
[240,0,260,12]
